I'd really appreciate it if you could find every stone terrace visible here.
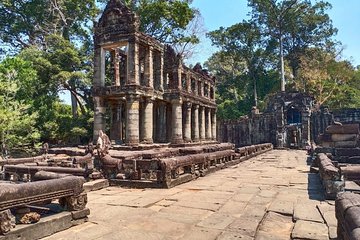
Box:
[43,150,335,240]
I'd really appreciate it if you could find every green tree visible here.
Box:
[0,57,40,156]
[296,47,355,108]
[0,0,99,51]
[122,0,199,46]
[206,21,279,118]
[248,0,337,90]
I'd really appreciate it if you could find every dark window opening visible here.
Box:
[287,108,302,125]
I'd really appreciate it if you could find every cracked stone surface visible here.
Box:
[42,150,332,240]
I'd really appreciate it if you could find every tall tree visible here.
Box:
[248,0,337,90]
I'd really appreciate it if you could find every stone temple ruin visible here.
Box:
[0,1,274,238]
[2,1,360,239]
[93,0,217,145]
[219,91,314,149]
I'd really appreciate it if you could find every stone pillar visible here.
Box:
[110,102,123,141]
[276,106,285,148]
[125,95,140,145]
[199,81,203,96]
[141,98,154,143]
[171,100,183,144]
[145,46,154,88]
[301,110,311,148]
[192,105,199,142]
[205,108,212,140]
[211,109,217,140]
[186,74,191,92]
[158,102,167,142]
[199,106,206,141]
[184,102,192,142]
[127,40,139,85]
[94,47,106,87]
[159,51,164,91]
[112,49,120,86]
[93,96,106,141]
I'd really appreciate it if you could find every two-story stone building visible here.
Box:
[93,0,216,146]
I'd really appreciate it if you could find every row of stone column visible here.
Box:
[181,102,217,144]
[94,96,216,145]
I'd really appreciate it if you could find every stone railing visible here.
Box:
[315,153,344,199]
[104,143,273,188]
[0,175,88,235]
[336,192,360,240]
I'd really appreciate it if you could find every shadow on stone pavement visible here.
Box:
[307,173,325,201]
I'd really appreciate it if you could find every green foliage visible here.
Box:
[0,57,40,156]
[206,0,359,120]
[295,47,358,108]
[206,21,279,118]
[248,0,337,78]
[123,0,198,45]
[0,0,99,51]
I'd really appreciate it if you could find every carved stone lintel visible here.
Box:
[60,192,88,211]
[0,210,15,234]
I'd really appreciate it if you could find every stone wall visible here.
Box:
[311,108,360,144]
[218,113,276,147]
[218,95,360,148]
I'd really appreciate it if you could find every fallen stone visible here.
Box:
[326,124,359,134]
[331,133,358,142]
[71,208,90,220]
[19,212,41,224]
[83,179,109,192]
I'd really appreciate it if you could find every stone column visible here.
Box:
[159,51,164,91]
[112,49,120,86]
[158,102,167,142]
[125,95,140,145]
[171,100,183,144]
[199,81,204,96]
[186,74,191,92]
[184,102,192,142]
[301,110,311,148]
[211,109,217,140]
[127,40,139,85]
[192,105,199,142]
[276,106,285,148]
[141,98,154,143]
[199,106,206,141]
[93,96,106,142]
[205,108,212,140]
[145,46,154,88]
[94,47,105,87]
[110,102,123,141]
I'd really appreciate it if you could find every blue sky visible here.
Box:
[188,0,360,67]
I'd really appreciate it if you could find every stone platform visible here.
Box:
[42,149,335,240]
[100,143,273,188]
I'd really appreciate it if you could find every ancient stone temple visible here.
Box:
[218,91,315,149]
[267,92,315,148]
[92,0,216,145]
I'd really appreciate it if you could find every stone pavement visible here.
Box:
[43,150,336,240]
